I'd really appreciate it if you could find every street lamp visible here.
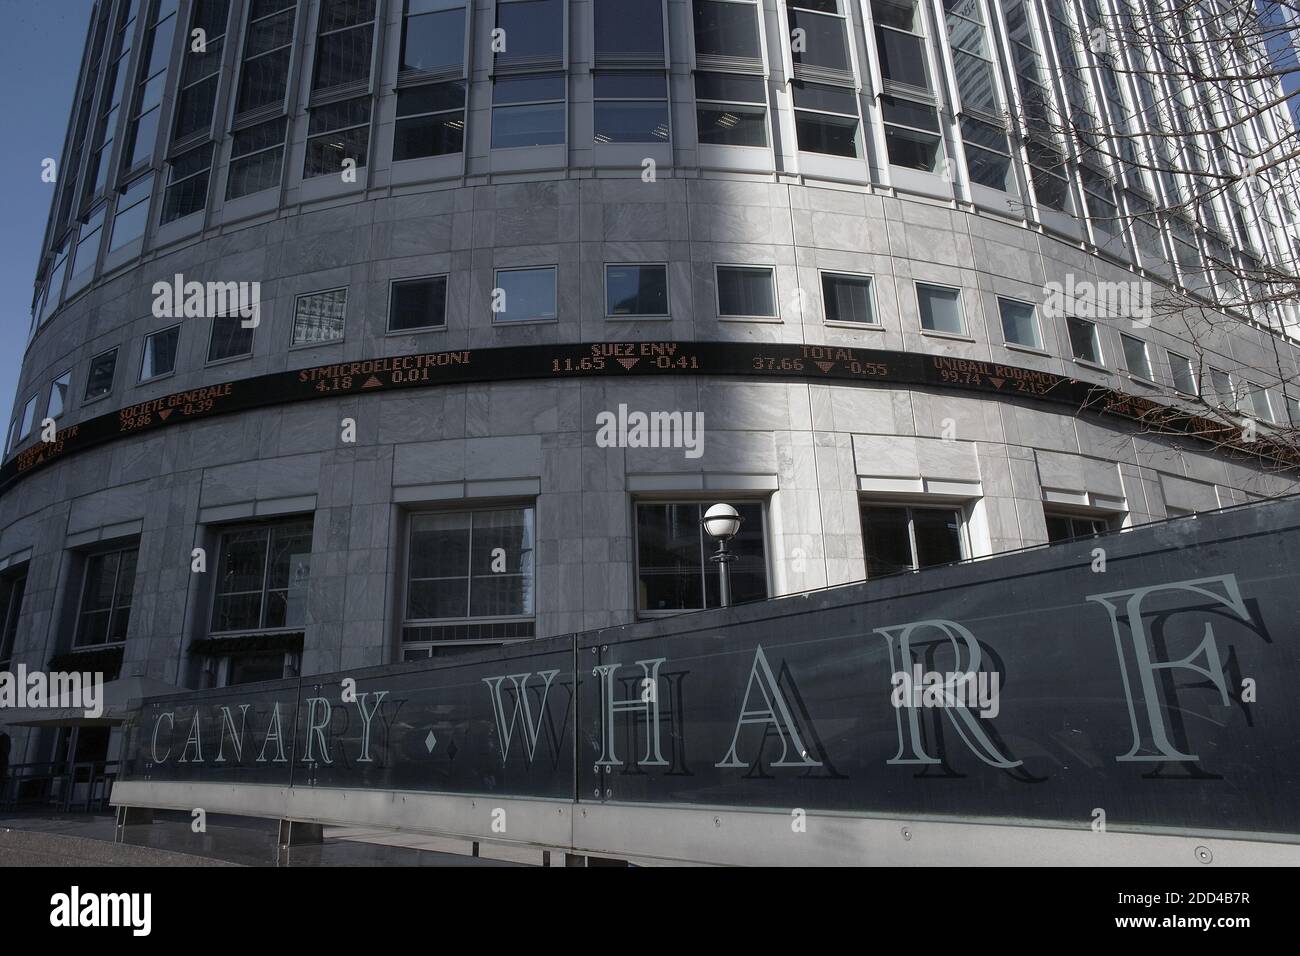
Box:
[703,503,743,608]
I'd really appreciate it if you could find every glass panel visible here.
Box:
[606,265,669,316]
[999,299,1040,348]
[49,373,71,419]
[141,326,180,379]
[208,315,255,361]
[212,528,267,631]
[85,350,118,400]
[911,507,962,568]
[1169,353,1197,395]
[1121,335,1151,379]
[389,276,448,330]
[493,268,557,322]
[595,0,664,55]
[594,102,670,143]
[789,8,849,71]
[292,289,348,345]
[703,502,767,607]
[313,24,374,89]
[794,111,858,156]
[822,273,874,324]
[875,26,928,89]
[693,0,761,58]
[401,5,464,72]
[717,266,776,316]
[862,506,914,576]
[917,283,964,334]
[696,104,767,146]
[491,103,565,148]
[1208,369,1235,409]
[695,72,764,103]
[469,509,535,617]
[637,503,703,611]
[496,0,563,62]
[1067,317,1101,363]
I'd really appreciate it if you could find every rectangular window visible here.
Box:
[312,0,377,91]
[606,264,669,316]
[880,95,941,170]
[48,371,72,419]
[1208,367,1235,409]
[406,507,535,621]
[399,0,465,75]
[207,314,255,363]
[140,325,180,381]
[211,519,313,632]
[38,243,69,326]
[0,574,27,667]
[494,267,557,323]
[495,0,564,64]
[717,265,777,318]
[74,547,138,646]
[916,282,964,334]
[85,348,118,401]
[821,272,875,324]
[961,117,1014,192]
[172,0,231,141]
[636,501,768,612]
[872,0,929,89]
[1067,317,1102,365]
[233,0,298,116]
[998,297,1041,349]
[1168,351,1198,395]
[15,396,37,443]
[124,0,179,169]
[227,117,288,199]
[695,72,768,147]
[1244,382,1273,422]
[71,207,106,279]
[492,74,565,148]
[595,0,664,56]
[394,82,466,159]
[861,503,964,577]
[304,97,371,178]
[107,177,153,256]
[791,81,859,157]
[388,275,448,331]
[789,0,850,72]
[1044,511,1112,543]
[1121,333,1152,380]
[594,72,670,144]
[292,288,348,346]
[161,143,214,222]
[692,0,761,60]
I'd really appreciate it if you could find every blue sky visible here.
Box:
[0,0,93,427]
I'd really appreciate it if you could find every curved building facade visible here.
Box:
[3,0,1300,770]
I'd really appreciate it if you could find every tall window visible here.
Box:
[636,502,768,612]
[1067,316,1102,365]
[1120,333,1152,380]
[211,520,313,633]
[0,573,26,668]
[1207,367,1235,410]
[1167,350,1198,396]
[124,0,180,172]
[13,396,37,447]
[872,0,942,171]
[227,118,289,199]
[404,507,536,647]
[312,0,377,91]
[292,288,348,345]
[84,0,140,202]
[394,1,468,161]
[944,0,1014,191]
[75,547,138,646]
[1002,0,1069,210]
[861,504,964,576]
[37,242,70,327]
[172,0,231,142]
[234,0,299,117]
[161,142,214,222]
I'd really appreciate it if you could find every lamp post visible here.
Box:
[702,503,743,608]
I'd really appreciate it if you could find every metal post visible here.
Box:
[712,541,733,608]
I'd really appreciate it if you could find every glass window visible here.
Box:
[394,82,466,159]
[493,267,557,323]
[788,1,850,72]
[1244,382,1273,422]
[304,97,371,177]
[1067,317,1102,364]
[916,282,964,334]
[38,243,69,326]
[594,72,669,144]
[495,0,564,63]
[211,520,313,632]
[161,143,214,222]
[1168,351,1198,395]
[492,74,565,148]
[961,117,1014,192]
[292,288,348,345]
[75,547,138,646]
[15,396,37,443]
[406,507,535,621]
[692,0,761,59]
[140,325,180,381]
[821,272,875,324]
[71,207,106,279]
[48,371,72,419]
[1207,367,1235,410]
[1044,511,1111,543]
[595,0,664,55]
[312,0,376,91]
[85,348,118,401]
[872,0,929,89]
[125,0,179,169]
[717,265,777,317]
[172,0,230,140]
[234,0,297,115]
[791,81,859,156]
[861,504,964,577]
[998,297,1041,349]
[606,264,668,316]
[0,574,27,666]
[1121,333,1152,380]
[207,314,255,362]
[108,176,153,252]
[695,72,768,147]
[636,501,768,612]
[399,0,465,74]
[227,117,288,199]
[881,95,941,170]
[389,275,448,331]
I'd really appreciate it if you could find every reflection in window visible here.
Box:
[172,0,231,141]
[292,289,348,345]
[717,265,777,317]
[493,267,557,323]
[492,74,565,148]
[75,547,138,646]
[0,574,26,667]
[1121,333,1152,380]
[917,282,964,334]
[125,0,180,170]
[406,508,535,621]
[141,326,180,381]
[692,0,761,59]
[595,0,664,56]
[861,504,964,577]
[304,97,371,178]
[71,207,106,279]
[788,0,850,72]
[389,275,448,331]
[38,242,70,327]
[998,297,1041,349]
[1207,367,1235,409]
[944,0,1014,192]
[211,520,313,632]
[227,118,288,199]
[15,396,37,445]
[234,0,298,116]
[695,73,768,147]
[1067,316,1102,365]
[636,502,768,612]
[85,349,118,401]
[496,0,564,63]
[594,72,669,144]
[208,314,255,362]
[880,95,941,171]
[161,143,214,222]
[394,82,466,159]
[792,81,859,156]
[606,264,668,316]
[108,176,153,252]
[312,0,377,91]
[399,0,465,74]
[1168,351,1198,395]
[48,371,72,419]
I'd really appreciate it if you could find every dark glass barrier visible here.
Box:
[122,496,1300,836]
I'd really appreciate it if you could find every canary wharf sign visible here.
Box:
[122,496,1300,836]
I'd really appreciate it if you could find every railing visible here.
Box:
[114,495,1300,860]
[1,760,117,812]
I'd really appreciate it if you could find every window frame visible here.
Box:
[1066,316,1105,368]
[915,281,967,337]
[208,518,314,636]
[303,96,373,179]
[1167,349,1199,396]
[290,286,349,349]
[492,265,559,324]
[1119,332,1154,383]
[693,71,770,149]
[392,80,468,161]
[859,500,970,577]
[604,262,671,319]
[73,545,139,649]
[715,263,779,320]
[1043,508,1116,543]
[48,370,73,421]
[0,572,27,668]
[139,323,182,383]
[996,295,1044,351]
[592,71,672,145]
[387,273,450,333]
[819,269,879,327]
[205,313,257,366]
[83,346,120,404]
